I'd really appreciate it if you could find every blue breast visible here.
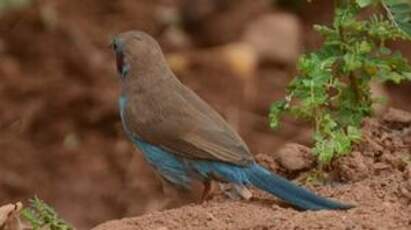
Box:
[119,95,191,188]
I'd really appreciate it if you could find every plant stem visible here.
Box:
[381,1,399,28]
[348,72,360,102]
[337,13,361,103]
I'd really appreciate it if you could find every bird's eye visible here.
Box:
[112,37,128,77]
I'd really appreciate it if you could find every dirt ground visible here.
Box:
[0,0,410,229]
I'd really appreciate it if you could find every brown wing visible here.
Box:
[126,78,254,166]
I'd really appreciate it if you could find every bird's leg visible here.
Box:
[200,180,213,203]
[219,183,253,200]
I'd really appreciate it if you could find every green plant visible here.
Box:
[270,0,411,164]
[300,169,329,186]
[21,196,73,230]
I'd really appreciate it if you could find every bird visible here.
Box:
[110,30,354,211]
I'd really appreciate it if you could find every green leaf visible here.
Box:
[359,40,373,53]
[269,100,287,129]
[347,126,362,141]
[334,131,352,154]
[387,71,406,83]
[383,0,411,37]
[343,53,363,72]
[356,0,375,8]
[22,196,73,230]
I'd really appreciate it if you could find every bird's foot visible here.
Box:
[219,183,253,200]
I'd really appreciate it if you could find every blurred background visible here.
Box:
[0,0,410,229]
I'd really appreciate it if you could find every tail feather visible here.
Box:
[245,164,354,210]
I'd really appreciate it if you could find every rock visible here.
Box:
[383,108,411,124]
[0,202,24,230]
[275,143,314,172]
[242,13,301,65]
[334,151,370,182]
[255,152,280,173]
[0,204,15,227]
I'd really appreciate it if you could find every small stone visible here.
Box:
[0,202,23,230]
[275,143,314,172]
[383,108,411,123]
[255,153,279,173]
[335,151,370,182]
[0,204,15,226]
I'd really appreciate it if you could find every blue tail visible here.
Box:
[191,160,354,210]
[244,164,354,210]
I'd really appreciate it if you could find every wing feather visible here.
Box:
[126,77,254,166]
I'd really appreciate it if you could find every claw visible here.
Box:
[219,184,253,200]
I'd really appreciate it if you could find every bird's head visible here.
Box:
[111,31,168,82]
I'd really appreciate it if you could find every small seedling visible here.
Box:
[270,0,411,164]
[300,169,329,186]
[21,196,73,230]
